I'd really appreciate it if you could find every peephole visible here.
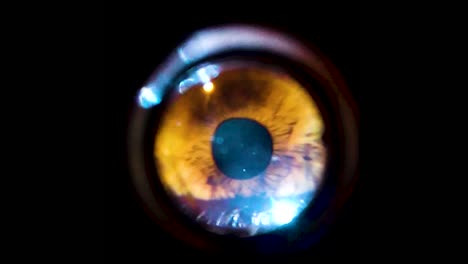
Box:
[127,25,358,255]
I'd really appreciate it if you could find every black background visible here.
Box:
[32,2,361,262]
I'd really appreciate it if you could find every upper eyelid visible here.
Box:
[137,24,332,110]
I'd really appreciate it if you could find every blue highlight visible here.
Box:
[137,64,220,109]
[137,86,161,109]
[177,64,220,94]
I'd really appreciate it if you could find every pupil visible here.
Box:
[211,118,273,180]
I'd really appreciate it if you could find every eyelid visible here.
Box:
[137,24,333,110]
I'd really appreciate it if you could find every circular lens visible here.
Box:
[154,60,327,236]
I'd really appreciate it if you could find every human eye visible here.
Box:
[155,60,326,236]
[128,25,358,251]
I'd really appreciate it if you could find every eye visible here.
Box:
[155,61,326,236]
[128,25,358,252]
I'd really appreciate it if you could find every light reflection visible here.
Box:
[271,199,300,225]
[138,86,161,109]
[194,194,311,236]
[137,64,220,108]
[178,64,220,94]
[178,78,197,94]
[136,25,334,109]
[203,82,214,93]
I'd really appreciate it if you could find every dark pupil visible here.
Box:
[211,118,273,180]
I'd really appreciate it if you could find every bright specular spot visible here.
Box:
[178,64,220,94]
[248,199,301,227]
[270,199,300,225]
[203,82,214,93]
[138,86,161,109]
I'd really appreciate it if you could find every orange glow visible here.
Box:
[154,67,326,200]
[202,82,214,93]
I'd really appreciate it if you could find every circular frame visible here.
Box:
[127,24,359,255]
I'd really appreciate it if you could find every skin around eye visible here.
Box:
[153,61,326,235]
